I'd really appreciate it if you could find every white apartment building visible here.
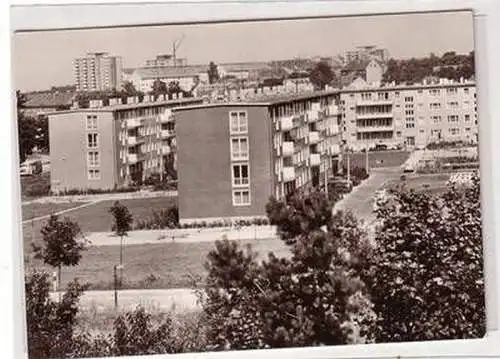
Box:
[74,52,123,92]
[340,78,477,150]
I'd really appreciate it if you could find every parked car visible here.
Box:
[402,164,415,173]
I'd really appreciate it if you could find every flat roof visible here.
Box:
[47,97,204,116]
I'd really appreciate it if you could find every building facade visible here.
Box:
[174,91,341,223]
[340,79,477,151]
[48,96,202,193]
[74,52,123,92]
[129,66,209,94]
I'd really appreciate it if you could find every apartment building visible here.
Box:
[128,66,209,93]
[48,95,203,193]
[173,91,341,223]
[74,52,123,92]
[340,78,477,151]
[343,46,389,66]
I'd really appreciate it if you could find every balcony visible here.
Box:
[327,104,339,116]
[356,99,393,106]
[127,153,139,163]
[356,112,393,120]
[126,118,141,128]
[161,129,175,138]
[280,116,294,131]
[162,145,172,154]
[329,144,341,155]
[282,141,294,156]
[307,131,320,145]
[307,110,319,122]
[282,167,295,182]
[127,136,144,146]
[160,110,173,123]
[309,153,321,167]
[328,124,340,136]
[357,125,394,133]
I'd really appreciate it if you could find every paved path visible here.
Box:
[22,200,101,225]
[87,226,278,246]
[23,190,177,205]
[333,167,402,223]
[50,288,200,313]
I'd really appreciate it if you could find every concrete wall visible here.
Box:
[49,111,117,192]
[176,106,273,221]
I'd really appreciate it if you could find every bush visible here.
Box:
[133,205,179,230]
[369,176,485,342]
[201,190,377,350]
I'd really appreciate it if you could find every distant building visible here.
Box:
[74,52,123,92]
[340,59,386,86]
[144,54,188,68]
[128,66,209,94]
[174,91,341,223]
[47,95,203,193]
[343,46,389,65]
[340,77,477,151]
[22,91,75,117]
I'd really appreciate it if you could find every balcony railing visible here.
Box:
[162,145,171,154]
[127,153,139,163]
[356,125,394,133]
[356,99,393,106]
[329,144,341,155]
[160,110,173,123]
[126,118,141,128]
[127,136,144,146]
[281,116,294,131]
[356,112,393,120]
[282,141,294,156]
[282,167,295,182]
[309,153,321,167]
[307,110,319,122]
[307,131,320,145]
[161,129,175,138]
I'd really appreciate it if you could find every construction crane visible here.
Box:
[172,35,185,67]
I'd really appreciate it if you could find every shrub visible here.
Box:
[369,175,485,342]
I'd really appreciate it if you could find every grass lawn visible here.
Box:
[21,196,178,257]
[348,150,410,169]
[384,173,451,193]
[26,238,290,290]
[22,202,88,221]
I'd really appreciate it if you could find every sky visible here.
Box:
[12,10,474,92]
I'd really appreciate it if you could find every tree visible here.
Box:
[16,90,38,163]
[122,81,138,96]
[109,201,133,283]
[207,61,220,84]
[25,271,87,359]
[309,61,335,90]
[368,176,485,342]
[32,215,88,293]
[201,191,376,350]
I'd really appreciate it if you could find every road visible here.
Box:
[333,167,402,224]
[50,288,200,313]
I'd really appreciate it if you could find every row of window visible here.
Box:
[230,111,251,206]
[349,87,473,101]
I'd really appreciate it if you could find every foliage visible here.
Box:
[150,79,192,99]
[25,271,87,359]
[201,191,377,350]
[70,307,209,357]
[383,51,474,84]
[309,62,336,90]
[17,90,38,163]
[109,201,133,237]
[208,61,220,84]
[369,175,485,342]
[134,205,179,230]
[33,215,88,269]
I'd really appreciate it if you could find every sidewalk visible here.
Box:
[23,190,178,205]
[86,225,278,246]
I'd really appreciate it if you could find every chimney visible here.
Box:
[179,92,183,99]
[143,95,149,103]
[127,96,134,104]
[172,93,177,100]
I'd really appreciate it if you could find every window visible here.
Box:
[464,88,470,94]
[88,169,100,180]
[86,115,97,130]
[231,137,249,160]
[447,88,458,94]
[449,128,460,136]
[233,190,250,206]
[448,101,459,109]
[465,114,471,122]
[361,93,372,100]
[229,111,248,134]
[232,164,249,186]
[431,115,442,124]
[404,96,414,102]
[430,103,441,110]
[87,151,99,167]
[405,110,414,116]
[430,89,440,96]
[448,115,459,123]
[87,133,99,148]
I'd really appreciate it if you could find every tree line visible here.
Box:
[25,175,485,358]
